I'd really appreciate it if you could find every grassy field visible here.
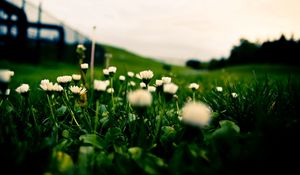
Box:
[1,54,300,175]
[3,42,300,88]
[1,57,300,90]
[0,47,196,91]
[2,37,300,86]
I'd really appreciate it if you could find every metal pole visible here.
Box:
[36,1,42,62]
[22,0,26,10]
[90,26,96,84]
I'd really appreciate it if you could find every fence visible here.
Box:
[0,0,105,64]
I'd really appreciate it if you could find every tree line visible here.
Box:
[186,34,300,70]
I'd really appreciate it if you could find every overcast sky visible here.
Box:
[27,0,300,65]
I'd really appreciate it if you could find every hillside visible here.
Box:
[0,43,197,90]
[102,44,188,74]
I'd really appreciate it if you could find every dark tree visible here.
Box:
[227,39,260,65]
[208,58,227,70]
[186,59,202,69]
[163,63,172,71]
[257,34,300,65]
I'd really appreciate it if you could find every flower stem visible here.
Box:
[47,94,58,143]
[94,100,100,134]
[110,78,115,109]
[137,111,146,147]
[64,89,70,101]
[62,92,81,128]
[30,105,38,127]
[154,103,165,144]
[82,106,92,132]
[0,99,3,108]
[46,94,58,128]
[70,107,80,128]
[193,91,196,102]
[176,101,180,115]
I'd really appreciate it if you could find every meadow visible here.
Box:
[1,47,300,175]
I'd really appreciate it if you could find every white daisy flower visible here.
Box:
[189,83,199,90]
[173,94,178,100]
[135,74,141,80]
[119,75,126,81]
[155,80,163,87]
[182,102,212,128]
[216,86,223,92]
[162,77,172,84]
[77,44,86,51]
[41,79,50,85]
[127,72,134,78]
[52,83,63,92]
[40,81,50,91]
[139,70,154,80]
[8,71,14,76]
[147,86,156,92]
[80,63,89,69]
[140,82,146,88]
[129,81,136,87]
[15,84,30,94]
[163,83,178,94]
[0,69,14,83]
[106,88,114,94]
[94,80,109,91]
[72,74,81,81]
[40,79,52,91]
[57,76,72,83]
[127,89,152,107]
[103,68,109,76]
[69,86,86,95]
[108,66,117,74]
[231,92,238,98]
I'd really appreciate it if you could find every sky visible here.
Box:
[27,0,300,65]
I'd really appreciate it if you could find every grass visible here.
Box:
[2,57,300,90]
[0,46,196,91]
[1,55,300,175]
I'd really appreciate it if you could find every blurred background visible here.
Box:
[1,2,300,175]
[1,0,300,70]
[0,0,105,65]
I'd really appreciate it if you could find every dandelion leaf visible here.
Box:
[79,134,104,149]
[56,105,67,117]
